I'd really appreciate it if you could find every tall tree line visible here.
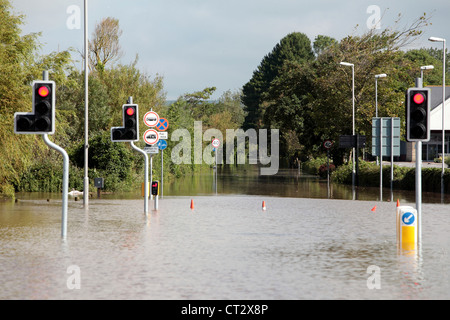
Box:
[241,13,448,165]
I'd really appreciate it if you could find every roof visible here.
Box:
[426,86,450,110]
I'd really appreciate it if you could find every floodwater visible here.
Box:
[1,168,450,300]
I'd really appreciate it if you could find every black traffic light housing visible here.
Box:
[15,81,56,134]
[111,104,139,142]
[151,181,159,196]
[406,88,431,142]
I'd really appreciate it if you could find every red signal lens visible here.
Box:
[38,86,50,97]
[413,93,425,104]
[126,108,135,116]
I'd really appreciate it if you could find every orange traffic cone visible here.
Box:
[262,201,267,211]
[190,199,194,210]
[397,199,400,207]
[371,206,377,212]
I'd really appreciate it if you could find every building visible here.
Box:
[422,86,450,161]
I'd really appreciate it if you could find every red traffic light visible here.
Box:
[38,86,50,98]
[126,107,135,116]
[413,93,425,104]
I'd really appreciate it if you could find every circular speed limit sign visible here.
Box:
[323,140,333,150]
[212,139,221,148]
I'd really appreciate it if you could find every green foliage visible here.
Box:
[242,32,315,130]
[70,132,137,191]
[332,160,450,193]
[243,13,433,166]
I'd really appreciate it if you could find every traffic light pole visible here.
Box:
[127,97,149,214]
[43,134,69,239]
[415,77,423,244]
[131,141,149,215]
[40,70,69,239]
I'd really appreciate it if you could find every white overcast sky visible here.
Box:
[10,0,450,100]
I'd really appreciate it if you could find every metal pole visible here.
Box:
[380,118,383,201]
[131,142,149,214]
[442,41,446,198]
[150,156,153,201]
[41,71,69,239]
[215,149,218,194]
[43,134,69,239]
[161,149,164,199]
[391,118,394,202]
[416,78,423,243]
[376,78,379,166]
[83,0,89,208]
[352,65,356,197]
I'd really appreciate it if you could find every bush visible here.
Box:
[332,160,450,193]
[303,157,329,175]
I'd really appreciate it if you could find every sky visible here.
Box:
[10,0,450,100]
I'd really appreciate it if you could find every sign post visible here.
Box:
[144,110,160,201]
[158,140,168,199]
[372,118,401,201]
[212,139,220,194]
[324,140,333,195]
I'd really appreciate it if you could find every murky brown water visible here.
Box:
[1,194,450,300]
[1,168,450,300]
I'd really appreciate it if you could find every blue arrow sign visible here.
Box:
[157,140,168,150]
[402,212,415,226]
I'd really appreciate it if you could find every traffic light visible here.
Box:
[151,181,159,196]
[111,104,139,142]
[15,81,56,134]
[406,88,431,142]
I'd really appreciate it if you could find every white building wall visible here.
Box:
[430,99,450,130]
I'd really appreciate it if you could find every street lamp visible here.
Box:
[420,65,434,82]
[340,62,356,192]
[428,37,446,193]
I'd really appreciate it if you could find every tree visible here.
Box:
[89,17,123,72]
[313,35,337,56]
[242,32,315,130]
[0,0,66,198]
[260,14,432,164]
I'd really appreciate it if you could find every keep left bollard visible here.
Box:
[397,206,418,251]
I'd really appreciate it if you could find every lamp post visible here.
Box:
[375,74,387,119]
[83,0,89,208]
[340,62,356,193]
[375,74,387,191]
[428,37,446,195]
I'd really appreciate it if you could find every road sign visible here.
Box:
[323,140,333,149]
[156,118,169,131]
[158,132,168,140]
[212,139,221,148]
[143,129,159,145]
[157,140,168,150]
[372,118,401,157]
[402,212,416,226]
[339,135,366,149]
[144,111,159,128]
[144,146,159,154]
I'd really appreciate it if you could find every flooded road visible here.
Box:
[1,168,450,300]
[1,195,450,300]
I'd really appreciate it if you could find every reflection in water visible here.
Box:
[166,166,450,204]
[1,166,450,300]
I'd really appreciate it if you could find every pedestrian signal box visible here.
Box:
[151,181,159,196]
